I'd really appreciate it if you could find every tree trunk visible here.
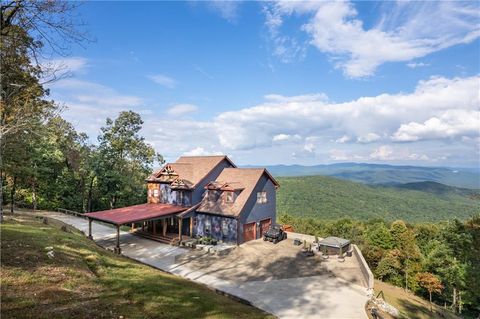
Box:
[10,175,16,213]
[452,288,457,313]
[429,291,433,312]
[0,147,3,222]
[458,291,462,314]
[87,175,94,213]
[32,179,37,212]
[80,177,85,213]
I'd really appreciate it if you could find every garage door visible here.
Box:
[243,222,256,242]
[259,218,271,237]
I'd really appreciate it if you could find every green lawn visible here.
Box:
[0,214,274,319]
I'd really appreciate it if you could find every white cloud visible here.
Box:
[303,143,315,153]
[407,62,429,69]
[166,104,199,117]
[183,147,222,156]
[265,1,479,77]
[329,149,349,161]
[213,75,479,151]
[149,74,177,88]
[392,110,480,142]
[272,134,301,143]
[335,135,351,143]
[208,1,241,23]
[47,78,146,137]
[357,133,381,143]
[370,145,394,160]
[370,145,430,161]
[48,74,479,166]
[44,57,88,73]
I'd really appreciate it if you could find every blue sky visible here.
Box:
[47,1,480,167]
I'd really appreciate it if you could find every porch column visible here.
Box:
[114,225,121,254]
[178,217,183,242]
[131,223,135,231]
[142,221,145,231]
[88,218,93,240]
[153,220,157,235]
[189,217,193,237]
[162,219,167,236]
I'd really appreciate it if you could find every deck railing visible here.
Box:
[57,208,86,218]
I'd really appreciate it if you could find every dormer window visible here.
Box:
[225,191,234,203]
[207,190,218,202]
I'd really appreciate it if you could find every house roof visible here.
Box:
[146,155,236,188]
[84,203,187,225]
[196,168,279,218]
[318,236,351,248]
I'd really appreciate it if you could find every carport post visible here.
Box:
[114,225,121,254]
[178,217,183,242]
[87,218,93,240]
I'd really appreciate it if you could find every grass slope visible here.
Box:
[277,175,479,222]
[372,280,458,319]
[0,214,273,319]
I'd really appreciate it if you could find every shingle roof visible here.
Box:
[85,203,186,225]
[196,168,278,217]
[146,155,235,187]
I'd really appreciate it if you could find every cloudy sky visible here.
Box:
[47,1,480,167]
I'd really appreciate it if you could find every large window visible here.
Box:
[177,191,184,205]
[257,191,267,204]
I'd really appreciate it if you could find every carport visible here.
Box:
[85,203,187,253]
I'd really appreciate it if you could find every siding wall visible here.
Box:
[193,213,237,243]
[237,176,277,243]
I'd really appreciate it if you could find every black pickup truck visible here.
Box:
[263,225,287,244]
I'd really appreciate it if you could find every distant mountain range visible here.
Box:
[250,163,480,189]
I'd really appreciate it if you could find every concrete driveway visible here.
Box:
[36,211,368,319]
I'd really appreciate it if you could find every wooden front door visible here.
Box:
[259,218,271,237]
[243,222,256,242]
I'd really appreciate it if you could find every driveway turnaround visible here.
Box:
[37,211,369,319]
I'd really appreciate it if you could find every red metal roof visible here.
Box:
[84,203,187,225]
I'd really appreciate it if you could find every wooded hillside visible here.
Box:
[277,175,479,222]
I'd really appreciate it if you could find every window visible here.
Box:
[205,218,211,233]
[225,191,234,203]
[222,219,229,236]
[257,191,267,204]
[177,191,184,205]
[207,190,218,202]
[148,189,152,197]
[153,189,159,198]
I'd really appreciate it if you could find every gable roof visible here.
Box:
[196,168,279,218]
[146,155,235,188]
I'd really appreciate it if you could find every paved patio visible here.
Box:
[35,211,369,319]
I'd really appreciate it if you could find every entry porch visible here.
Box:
[130,216,194,245]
